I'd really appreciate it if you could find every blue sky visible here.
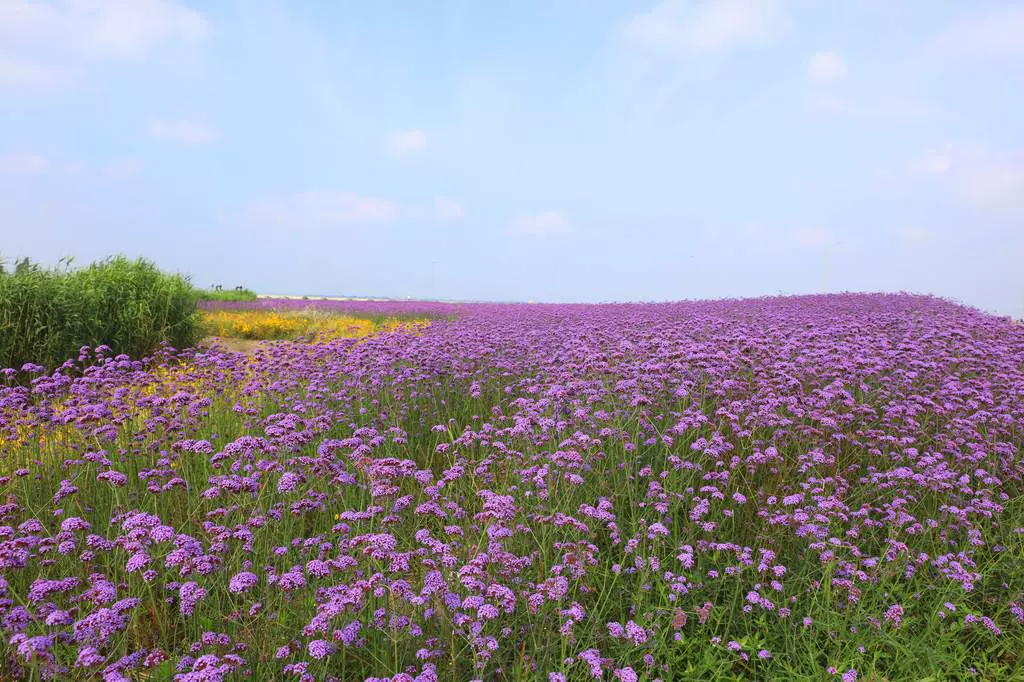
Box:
[1,0,1023,314]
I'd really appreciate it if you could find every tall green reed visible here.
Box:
[0,255,201,372]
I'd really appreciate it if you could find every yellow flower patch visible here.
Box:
[200,309,430,342]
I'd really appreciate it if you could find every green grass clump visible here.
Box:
[0,255,201,372]
[199,287,259,302]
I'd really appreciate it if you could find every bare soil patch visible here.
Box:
[198,336,268,355]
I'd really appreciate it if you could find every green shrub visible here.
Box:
[199,287,259,302]
[0,256,201,372]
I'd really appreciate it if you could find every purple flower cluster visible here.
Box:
[2,293,1023,680]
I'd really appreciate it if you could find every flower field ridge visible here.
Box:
[1,293,1024,681]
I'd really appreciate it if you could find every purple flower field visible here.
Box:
[2,293,1023,681]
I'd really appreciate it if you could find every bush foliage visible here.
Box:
[0,256,201,372]
[199,287,259,302]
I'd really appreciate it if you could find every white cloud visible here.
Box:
[908,146,952,175]
[433,197,464,221]
[388,130,428,156]
[0,0,208,88]
[624,0,790,55]
[907,145,1024,214]
[244,190,399,228]
[509,211,571,235]
[146,119,218,144]
[808,51,847,82]
[0,152,48,173]
[934,6,1024,58]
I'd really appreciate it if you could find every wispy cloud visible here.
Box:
[388,130,428,156]
[509,211,571,235]
[806,50,933,119]
[808,93,844,113]
[809,93,932,118]
[0,151,48,174]
[624,0,791,55]
[0,0,209,88]
[907,146,953,175]
[243,190,399,229]
[105,157,144,179]
[433,197,464,221]
[793,226,838,251]
[907,145,1024,214]
[947,152,1024,215]
[0,54,66,88]
[807,51,847,83]
[933,5,1024,59]
[0,0,209,57]
[0,152,146,179]
[896,225,932,249]
[146,119,218,144]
